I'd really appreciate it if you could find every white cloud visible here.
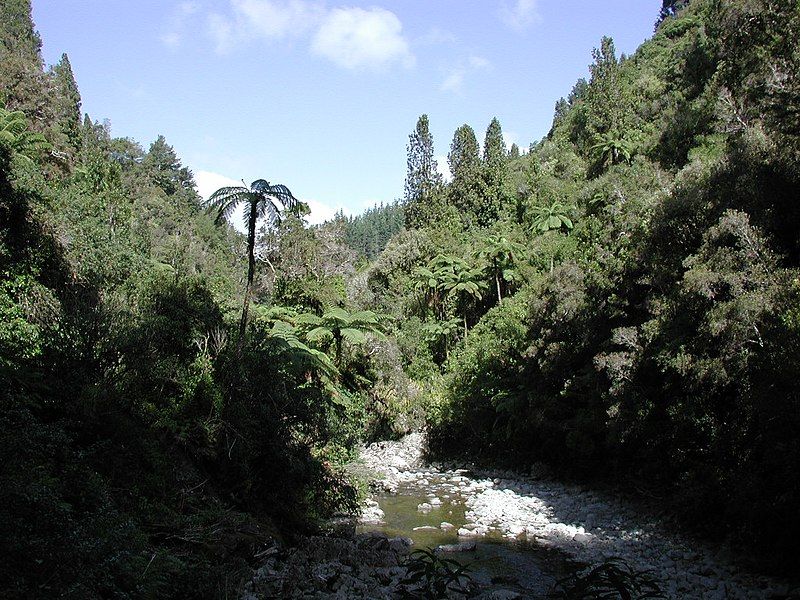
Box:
[208,0,323,53]
[233,0,322,39]
[207,2,413,71]
[195,170,247,232]
[469,55,490,69]
[207,14,237,53]
[195,170,241,202]
[435,155,452,182]
[311,7,414,70]
[500,0,540,30]
[310,198,355,224]
[440,68,465,93]
[440,57,489,94]
[418,27,456,46]
[161,1,202,48]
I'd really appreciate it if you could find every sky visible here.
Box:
[32,1,659,224]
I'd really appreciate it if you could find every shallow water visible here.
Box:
[358,472,575,596]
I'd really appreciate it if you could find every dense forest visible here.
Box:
[1,0,799,596]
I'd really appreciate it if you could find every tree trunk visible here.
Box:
[239,200,258,340]
[496,273,502,305]
[334,331,343,368]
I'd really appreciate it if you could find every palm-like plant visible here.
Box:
[440,262,487,336]
[0,107,50,162]
[205,179,299,337]
[530,201,574,274]
[415,254,486,336]
[530,201,574,234]
[421,317,461,361]
[590,131,633,173]
[475,235,525,305]
[296,307,387,367]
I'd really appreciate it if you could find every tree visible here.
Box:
[509,143,521,160]
[448,124,483,223]
[143,135,195,197]
[414,254,485,336]
[481,117,507,225]
[589,131,633,175]
[297,307,386,367]
[441,260,486,336]
[404,114,443,229]
[205,179,299,337]
[0,0,42,61]
[530,201,574,273]
[656,0,690,28]
[50,53,82,153]
[580,36,637,157]
[476,235,525,305]
[0,0,54,137]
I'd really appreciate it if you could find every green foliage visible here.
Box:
[399,548,472,599]
[475,234,526,304]
[424,0,800,573]
[549,559,665,599]
[338,201,404,260]
[530,201,575,233]
[0,106,50,162]
[0,14,363,596]
[297,306,388,367]
[481,117,508,225]
[49,53,82,155]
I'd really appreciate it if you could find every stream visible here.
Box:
[240,434,794,598]
[357,433,794,599]
[358,466,574,597]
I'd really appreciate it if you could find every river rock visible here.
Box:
[436,541,476,553]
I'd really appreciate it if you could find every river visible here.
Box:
[358,465,574,597]
[357,433,792,599]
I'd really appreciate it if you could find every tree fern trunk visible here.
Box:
[239,200,258,340]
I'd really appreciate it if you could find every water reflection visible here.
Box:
[358,476,575,596]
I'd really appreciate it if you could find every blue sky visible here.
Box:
[33,1,658,223]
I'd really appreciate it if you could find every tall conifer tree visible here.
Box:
[448,124,482,225]
[481,117,507,225]
[51,53,82,153]
[403,114,442,229]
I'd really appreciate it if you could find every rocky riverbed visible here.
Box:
[240,433,795,598]
[359,433,795,599]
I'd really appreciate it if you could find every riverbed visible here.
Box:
[357,433,794,599]
[360,468,574,597]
